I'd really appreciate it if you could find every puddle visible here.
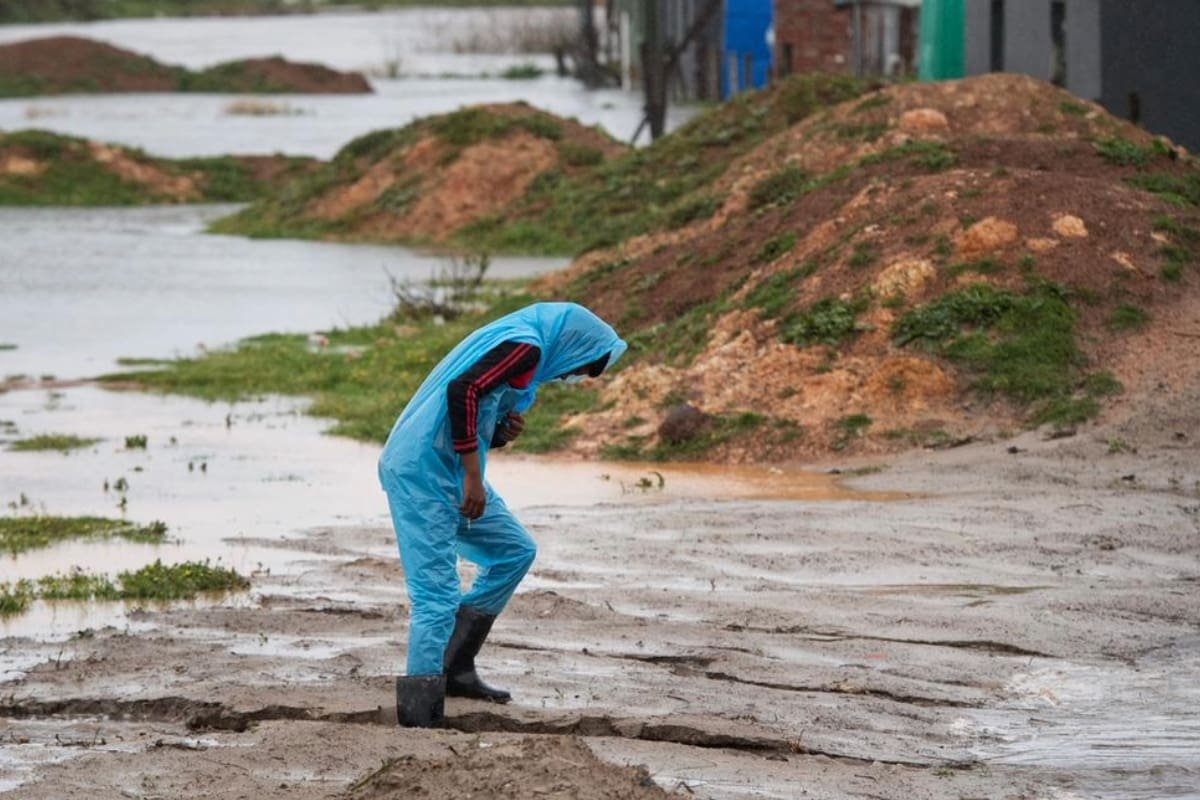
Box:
[1,384,904,640]
[493,458,908,507]
[956,639,1200,797]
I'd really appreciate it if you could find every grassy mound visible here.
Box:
[0,35,371,97]
[213,74,871,253]
[107,74,1200,462]
[0,130,318,205]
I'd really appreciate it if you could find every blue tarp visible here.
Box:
[722,0,773,98]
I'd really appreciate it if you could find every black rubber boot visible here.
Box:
[443,605,512,703]
[395,674,446,728]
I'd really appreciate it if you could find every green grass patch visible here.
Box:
[0,130,293,205]
[893,282,1094,420]
[1107,303,1150,331]
[1,559,249,615]
[1082,371,1123,398]
[747,165,810,210]
[861,139,958,171]
[8,434,100,453]
[743,264,817,318]
[118,559,249,600]
[624,296,730,368]
[666,193,721,228]
[1059,100,1090,117]
[101,292,603,450]
[37,571,120,601]
[1126,172,1200,207]
[779,294,869,347]
[1094,137,1156,167]
[0,581,33,615]
[0,516,168,555]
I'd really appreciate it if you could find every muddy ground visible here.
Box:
[2,390,1197,800]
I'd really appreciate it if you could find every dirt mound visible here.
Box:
[346,736,671,800]
[215,102,627,245]
[187,55,372,94]
[545,74,1200,462]
[0,129,319,205]
[0,35,177,94]
[0,35,370,96]
[214,73,871,252]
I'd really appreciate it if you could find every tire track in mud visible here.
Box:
[0,695,962,769]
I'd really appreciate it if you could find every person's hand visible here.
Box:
[461,470,486,520]
[501,412,526,442]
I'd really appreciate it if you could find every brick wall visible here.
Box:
[774,0,853,75]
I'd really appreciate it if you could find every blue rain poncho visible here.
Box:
[378,302,627,675]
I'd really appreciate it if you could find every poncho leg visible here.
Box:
[456,486,537,615]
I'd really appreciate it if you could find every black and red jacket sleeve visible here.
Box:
[446,341,540,454]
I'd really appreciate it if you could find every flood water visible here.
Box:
[0,204,565,380]
[0,6,710,642]
[0,8,695,156]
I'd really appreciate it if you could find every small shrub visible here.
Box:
[124,434,148,449]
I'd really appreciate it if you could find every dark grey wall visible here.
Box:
[1101,0,1200,151]
[962,0,1100,99]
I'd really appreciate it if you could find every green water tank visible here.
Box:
[918,0,966,80]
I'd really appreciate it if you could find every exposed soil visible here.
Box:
[1,415,1197,799]
[301,103,626,245]
[0,36,371,95]
[540,74,1200,462]
[0,129,320,204]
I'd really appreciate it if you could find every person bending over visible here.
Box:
[378,302,626,727]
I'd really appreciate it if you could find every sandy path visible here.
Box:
[1,425,1198,799]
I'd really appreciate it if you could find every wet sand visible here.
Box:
[2,396,1198,798]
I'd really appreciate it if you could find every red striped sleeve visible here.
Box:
[446,342,541,454]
